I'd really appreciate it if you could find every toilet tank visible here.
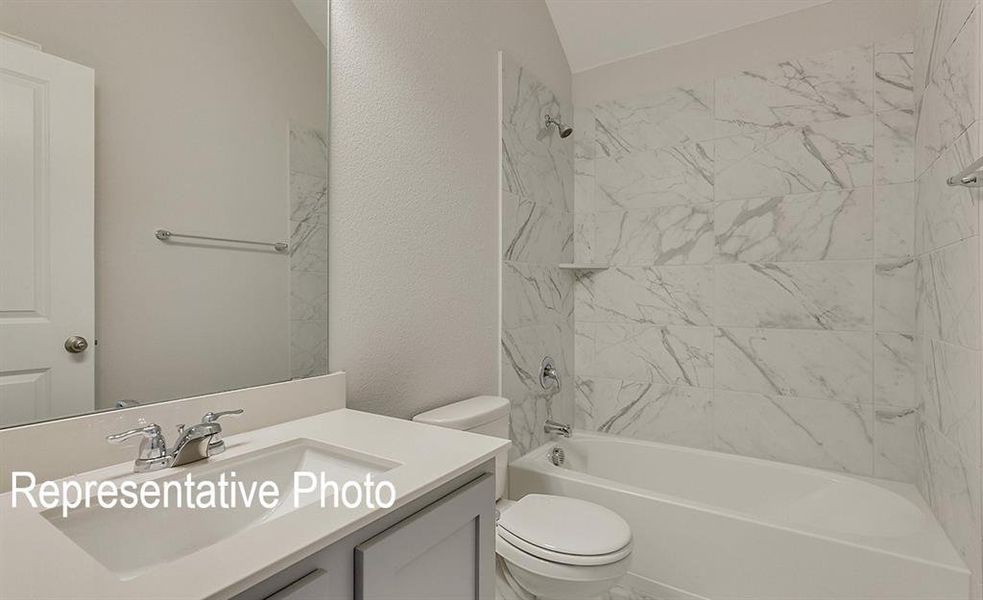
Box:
[413,396,510,499]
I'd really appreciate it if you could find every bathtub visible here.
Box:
[507,432,970,600]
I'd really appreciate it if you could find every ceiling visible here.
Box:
[546,0,833,73]
[292,0,328,48]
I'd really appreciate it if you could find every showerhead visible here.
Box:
[545,114,573,138]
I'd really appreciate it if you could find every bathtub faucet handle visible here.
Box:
[540,356,560,391]
[544,419,572,438]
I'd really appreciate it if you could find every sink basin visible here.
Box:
[42,439,399,580]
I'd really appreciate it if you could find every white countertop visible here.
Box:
[0,408,509,600]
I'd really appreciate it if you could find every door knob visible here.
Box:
[64,335,89,353]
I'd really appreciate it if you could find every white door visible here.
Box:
[0,36,94,427]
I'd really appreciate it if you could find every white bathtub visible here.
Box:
[507,432,970,600]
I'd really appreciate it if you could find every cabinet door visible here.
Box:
[355,474,495,600]
[265,569,329,600]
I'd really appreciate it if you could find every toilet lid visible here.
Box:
[497,494,631,557]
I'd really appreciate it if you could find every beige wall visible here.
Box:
[0,1,327,409]
[574,0,917,105]
[328,0,571,419]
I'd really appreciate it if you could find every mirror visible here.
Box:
[0,1,329,428]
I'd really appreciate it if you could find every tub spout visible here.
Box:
[544,419,572,437]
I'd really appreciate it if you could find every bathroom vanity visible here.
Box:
[238,468,495,600]
[0,403,508,600]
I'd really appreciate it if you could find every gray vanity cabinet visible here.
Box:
[263,569,330,600]
[232,468,495,600]
[355,473,495,600]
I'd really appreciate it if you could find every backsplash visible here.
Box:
[0,374,346,493]
[500,53,575,458]
[913,0,982,592]
[572,36,919,480]
[289,125,329,379]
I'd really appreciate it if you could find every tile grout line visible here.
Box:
[872,41,880,478]
[711,75,718,453]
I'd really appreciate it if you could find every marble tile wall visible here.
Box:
[573,36,922,482]
[289,125,329,379]
[912,0,983,594]
[501,54,575,458]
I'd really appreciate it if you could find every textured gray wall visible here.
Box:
[328,0,571,419]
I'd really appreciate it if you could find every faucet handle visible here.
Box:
[202,409,243,424]
[201,409,243,456]
[540,356,561,391]
[107,423,162,444]
[106,424,168,462]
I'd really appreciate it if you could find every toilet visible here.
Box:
[414,396,632,600]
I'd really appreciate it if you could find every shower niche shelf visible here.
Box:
[558,263,610,271]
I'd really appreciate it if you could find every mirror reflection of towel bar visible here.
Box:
[947,155,983,187]
[154,228,288,252]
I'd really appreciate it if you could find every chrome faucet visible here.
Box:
[169,421,223,466]
[107,409,243,472]
[544,419,572,438]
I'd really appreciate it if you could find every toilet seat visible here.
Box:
[497,527,632,566]
[496,494,632,566]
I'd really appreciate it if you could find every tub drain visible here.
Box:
[548,446,565,466]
